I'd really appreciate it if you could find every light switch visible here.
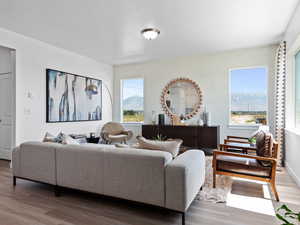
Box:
[24,108,31,115]
[27,92,33,99]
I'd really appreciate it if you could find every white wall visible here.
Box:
[114,45,277,142]
[284,1,300,50]
[285,129,300,186]
[0,45,12,74]
[0,27,113,146]
[284,1,300,186]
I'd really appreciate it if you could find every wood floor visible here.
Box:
[0,160,300,225]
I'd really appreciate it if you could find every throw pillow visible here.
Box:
[136,136,183,157]
[61,133,80,145]
[115,143,141,149]
[43,132,58,143]
[115,143,130,148]
[56,132,64,143]
[255,131,274,167]
[256,131,274,157]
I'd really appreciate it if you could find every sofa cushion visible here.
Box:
[216,155,272,178]
[56,144,108,194]
[103,148,172,207]
[136,136,182,157]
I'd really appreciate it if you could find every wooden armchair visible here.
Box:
[100,122,133,144]
[213,138,279,201]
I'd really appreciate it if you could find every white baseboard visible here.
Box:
[285,162,300,187]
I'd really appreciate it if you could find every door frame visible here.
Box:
[0,46,16,160]
[11,49,16,154]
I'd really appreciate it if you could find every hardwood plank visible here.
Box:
[0,160,299,225]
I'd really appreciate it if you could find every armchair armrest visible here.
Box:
[219,143,255,151]
[165,150,205,212]
[213,150,277,164]
[122,130,133,140]
[227,136,249,140]
[224,139,250,144]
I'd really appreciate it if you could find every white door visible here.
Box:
[0,74,13,160]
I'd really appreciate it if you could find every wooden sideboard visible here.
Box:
[142,125,220,150]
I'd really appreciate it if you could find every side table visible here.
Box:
[86,137,101,144]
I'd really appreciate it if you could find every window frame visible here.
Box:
[294,49,300,128]
[120,77,144,124]
[228,66,269,127]
[285,34,300,131]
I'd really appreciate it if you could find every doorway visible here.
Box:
[0,46,15,160]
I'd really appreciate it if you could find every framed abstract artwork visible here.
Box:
[46,69,102,122]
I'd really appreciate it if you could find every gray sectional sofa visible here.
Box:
[12,142,205,225]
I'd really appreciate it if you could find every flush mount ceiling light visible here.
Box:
[141,28,160,40]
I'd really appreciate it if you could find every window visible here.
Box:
[229,67,268,125]
[295,51,300,127]
[121,78,144,123]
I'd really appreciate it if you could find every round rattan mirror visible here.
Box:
[160,78,203,120]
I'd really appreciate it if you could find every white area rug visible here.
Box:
[196,156,233,203]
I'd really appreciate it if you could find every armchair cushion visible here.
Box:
[108,134,128,140]
[216,155,272,178]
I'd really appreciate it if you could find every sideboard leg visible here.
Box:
[54,185,61,197]
[182,212,185,225]
[13,176,16,186]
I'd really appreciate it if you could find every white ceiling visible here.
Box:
[0,0,298,65]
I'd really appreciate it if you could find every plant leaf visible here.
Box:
[276,214,297,225]
[276,213,291,223]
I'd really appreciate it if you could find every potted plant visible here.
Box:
[249,137,256,146]
[153,134,167,141]
[276,204,300,225]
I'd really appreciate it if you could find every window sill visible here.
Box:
[228,124,260,130]
[121,122,144,126]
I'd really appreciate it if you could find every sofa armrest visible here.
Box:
[12,142,59,185]
[165,150,205,212]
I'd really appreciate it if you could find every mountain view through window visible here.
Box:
[121,78,144,122]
